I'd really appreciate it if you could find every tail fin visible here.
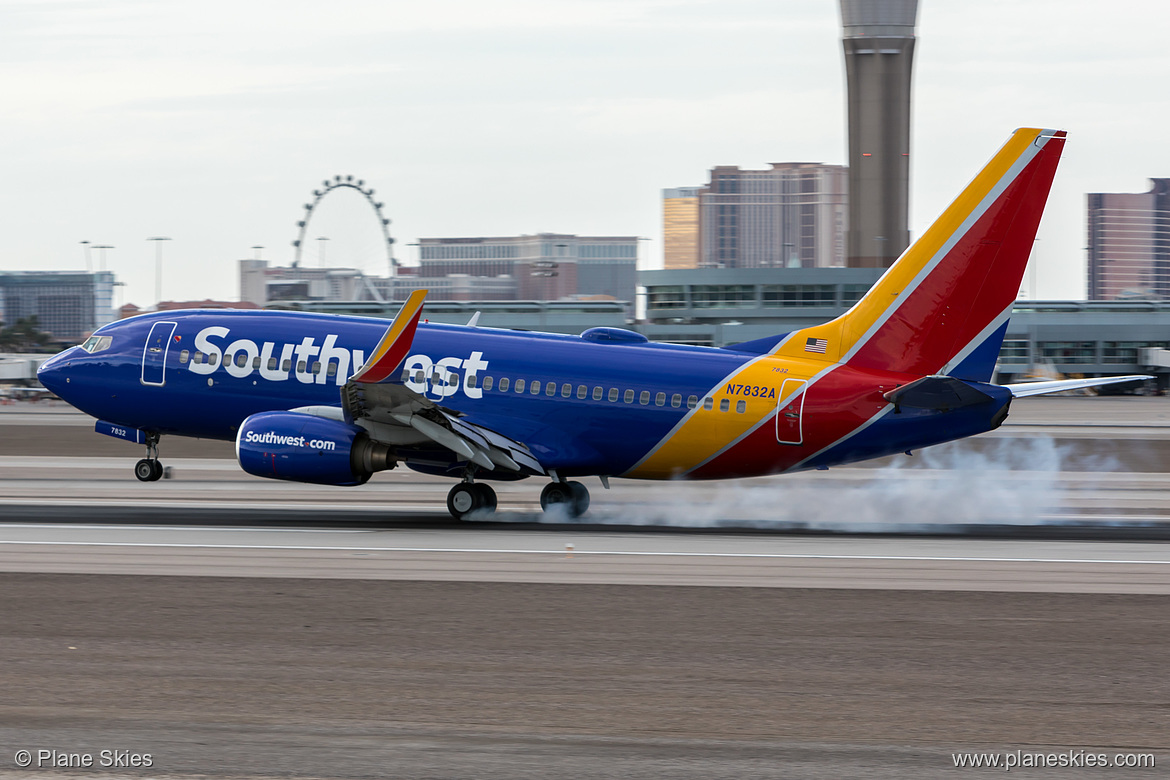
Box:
[775,128,1066,381]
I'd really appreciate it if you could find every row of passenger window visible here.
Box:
[178,348,751,414]
[182,350,340,377]
[404,368,751,414]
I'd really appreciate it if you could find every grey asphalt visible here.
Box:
[0,397,1167,778]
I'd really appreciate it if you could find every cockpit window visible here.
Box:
[80,336,112,354]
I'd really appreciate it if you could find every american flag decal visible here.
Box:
[805,337,828,354]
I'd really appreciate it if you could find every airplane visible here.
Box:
[37,128,1150,520]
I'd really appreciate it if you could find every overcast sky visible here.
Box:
[3,0,1168,308]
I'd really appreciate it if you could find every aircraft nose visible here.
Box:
[36,350,73,398]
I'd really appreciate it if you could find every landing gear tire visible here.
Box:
[447,482,497,520]
[135,458,162,482]
[473,483,498,512]
[540,480,589,518]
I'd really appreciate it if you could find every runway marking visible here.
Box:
[0,539,1168,565]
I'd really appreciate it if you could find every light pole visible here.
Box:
[80,241,92,273]
[147,237,171,307]
[92,245,114,273]
[251,245,265,260]
[317,236,330,267]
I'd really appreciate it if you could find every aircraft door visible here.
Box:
[141,321,178,386]
[775,379,807,445]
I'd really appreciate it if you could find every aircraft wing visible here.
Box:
[1004,375,1152,398]
[339,379,543,474]
[302,289,544,475]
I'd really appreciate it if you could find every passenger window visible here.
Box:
[483,375,494,391]
[531,381,541,395]
[687,395,698,409]
[624,389,634,403]
[268,358,277,371]
[179,349,189,364]
[194,351,204,364]
[413,370,424,383]
[608,388,619,402]
[593,386,603,401]
[545,381,556,396]
[500,377,511,392]
[233,353,246,368]
[252,356,261,369]
[703,397,714,411]
[297,360,306,373]
[672,393,682,408]
[655,392,665,406]
[401,368,410,382]
[448,373,460,388]
[209,354,219,366]
[577,385,587,399]
[283,359,292,372]
[719,398,729,412]
[466,374,477,389]
[736,399,746,414]
[327,364,338,377]
[310,361,321,374]
[561,383,571,398]
[514,378,525,393]
[639,390,650,405]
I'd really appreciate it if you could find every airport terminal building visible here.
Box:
[0,271,116,342]
[639,267,1170,390]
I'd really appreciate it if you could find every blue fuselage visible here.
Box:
[39,310,747,475]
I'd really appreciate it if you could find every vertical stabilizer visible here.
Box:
[773,128,1066,382]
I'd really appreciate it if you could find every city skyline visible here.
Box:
[3,0,1169,308]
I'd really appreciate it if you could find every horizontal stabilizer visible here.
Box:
[1005,375,1152,398]
[883,376,994,410]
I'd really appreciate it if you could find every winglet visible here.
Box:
[350,289,427,384]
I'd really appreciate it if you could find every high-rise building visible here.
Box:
[0,271,116,342]
[840,0,918,268]
[662,187,701,269]
[1087,179,1170,300]
[697,163,848,269]
[418,234,638,302]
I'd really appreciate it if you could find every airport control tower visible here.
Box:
[840,0,918,268]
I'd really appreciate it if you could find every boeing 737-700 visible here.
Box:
[37,128,1148,519]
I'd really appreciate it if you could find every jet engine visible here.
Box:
[236,411,394,486]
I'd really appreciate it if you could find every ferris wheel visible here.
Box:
[292,175,397,275]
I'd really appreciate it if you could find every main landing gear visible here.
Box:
[444,475,591,521]
[134,432,165,482]
[540,480,590,518]
[446,481,497,520]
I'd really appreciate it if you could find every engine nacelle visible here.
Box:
[236,411,394,486]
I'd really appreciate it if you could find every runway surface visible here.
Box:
[1,574,1166,779]
[0,398,1167,777]
[1,523,1169,593]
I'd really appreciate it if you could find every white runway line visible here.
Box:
[0,538,1168,565]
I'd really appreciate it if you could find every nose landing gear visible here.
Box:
[134,432,165,482]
